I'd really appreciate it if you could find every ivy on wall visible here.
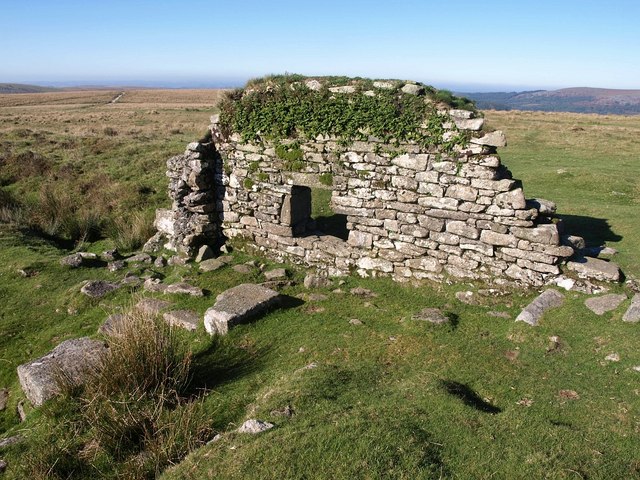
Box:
[218,75,477,151]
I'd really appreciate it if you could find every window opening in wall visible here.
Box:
[310,187,348,240]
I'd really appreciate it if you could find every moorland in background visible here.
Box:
[0,89,638,479]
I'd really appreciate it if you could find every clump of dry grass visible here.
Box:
[22,309,212,479]
[107,209,156,252]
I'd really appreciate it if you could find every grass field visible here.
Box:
[0,91,638,479]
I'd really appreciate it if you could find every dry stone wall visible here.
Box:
[149,79,576,286]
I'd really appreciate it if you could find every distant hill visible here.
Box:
[461,87,640,115]
[0,83,61,94]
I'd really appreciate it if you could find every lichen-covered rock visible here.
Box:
[163,310,199,331]
[17,338,107,406]
[567,256,621,282]
[585,294,626,315]
[204,284,280,335]
[623,294,640,322]
[80,280,119,298]
[516,289,565,326]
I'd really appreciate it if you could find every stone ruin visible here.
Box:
[146,76,581,286]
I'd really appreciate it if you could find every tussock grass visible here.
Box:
[20,309,212,479]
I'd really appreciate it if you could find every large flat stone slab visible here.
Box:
[204,283,280,335]
[566,256,621,282]
[585,294,627,315]
[516,289,565,326]
[17,338,107,406]
[623,293,640,323]
[163,310,199,331]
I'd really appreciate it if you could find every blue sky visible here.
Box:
[1,0,639,91]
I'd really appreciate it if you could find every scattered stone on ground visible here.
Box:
[99,313,125,335]
[0,436,23,449]
[60,253,84,268]
[632,366,640,372]
[350,287,377,298]
[220,244,232,254]
[204,283,280,335]
[199,258,227,272]
[163,310,199,331]
[515,289,564,326]
[237,419,274,434]
[296,362,317,371]
[270,405,294,417]
[488,311,511,319]
[121,274,143,287]
[558,390,580,401]
[16,401,26,422]
[0,459,6,473]
[17,337,108,406]
[584,294,627,315]
[16,268,37,278]
[0,389,7,411]
[455,290,478,305]
[477,288,510,297]
[107,260,126,272]
[232,264,253,274]
[546,335,563,354]
[126,253,153,264]
[264,268,287,281]
[604,353,620,362]
[101,249,120,261]
[144,277,167,293]
[349,318,363,326]
[80,280,120,298]
[168,255,189,266]
[165,282,204,296]
[412,308,449,324]
[622,293,640,322]
[552,275,575,291]
[566,256,621,282]
[195,245,215,262]
[304,304,325,314]
[136,298,172,315]
[154,256,167,268]
[304,273,331,289]
[332,288,344,294]
[78,252,97,260]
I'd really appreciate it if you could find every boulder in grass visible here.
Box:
[566,256,621,282]
[516,289,564,326]
[163,310,199,331]
[165,282,204,297]
[136,298,172,315]
[584,294,627,315]
[623,294,640,323]
[81,280,120,298]
[237,419,274,434]
[204,284,280,335]
[195,245,215,263]
[60,253,84,268]
[17,338,107,406]
[412,308,449,324]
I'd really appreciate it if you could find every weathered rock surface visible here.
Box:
[163,310,199,331]
[0,388,7,411]
[60,253,84,268]
[623,293,640,322]
[204,283,280,335]
[126,253,153,264]
[0,435,23,449]
[237,419,274,434]
[80,280,119,298]
[412,308,449,324]
[304,273,331,289]
[584,294,627,315]
[264,268,287,281]
[199,258,227,272]
[195,245,214,262]
[566,256,621,282]
[17,338,107,406]
[515,289,564,326]
[165,283,204,296]
[136,298,172,315]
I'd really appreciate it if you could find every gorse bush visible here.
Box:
[22,309,212,479]
[219,75,476,150]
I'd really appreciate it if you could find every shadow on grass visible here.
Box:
[558,214,623,246]
[439,380,502,414]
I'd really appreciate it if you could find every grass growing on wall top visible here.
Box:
[218,75,476,149]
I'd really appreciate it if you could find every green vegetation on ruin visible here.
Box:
[218,75,476,150]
